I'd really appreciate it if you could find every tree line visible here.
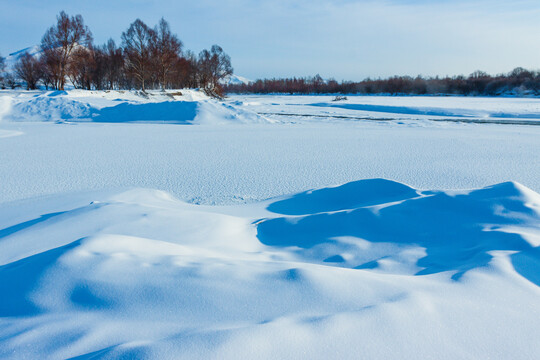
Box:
[0,12,233,97]
[224,69,540,96]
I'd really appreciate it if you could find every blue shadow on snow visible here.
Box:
[93,101,198,123]
[258,179,539,283]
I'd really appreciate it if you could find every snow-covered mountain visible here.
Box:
[221,74,252,85]
[4,45,43,70]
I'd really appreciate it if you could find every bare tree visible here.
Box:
[4,73,19,89]
[40,52,60,90]
[152,18,182,90]
[0,54,5,88]
[14,52,43,90]
[89,45,106,90]
[197,45,233,96]
[122,19,155,91]
[68,47,95,90]
[103,39,124,90]
[176,50,198,88]
[41,11,92,90]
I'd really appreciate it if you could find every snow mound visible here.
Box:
[6,92,92,122]
[0,180,539,359]
[0,90,269,124]
[259,179,540,279]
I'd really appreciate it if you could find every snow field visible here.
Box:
[0,119,539,205]
[232,94,540,122]
[1,91,540,358]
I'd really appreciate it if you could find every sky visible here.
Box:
[1,0,540,81]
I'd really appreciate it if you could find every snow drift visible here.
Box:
[0,179,539,359]
[0,89,268,124]
[259,179,540,280]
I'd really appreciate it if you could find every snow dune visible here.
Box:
[1,179,539,359]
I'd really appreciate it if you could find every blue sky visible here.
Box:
[1,0,540,80]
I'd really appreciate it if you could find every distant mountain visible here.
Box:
[220,74,252,86]
[4,45,43,70]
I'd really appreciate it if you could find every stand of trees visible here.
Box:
[225,69,540,97]
[3,11,539,98]
[1,11,233,96]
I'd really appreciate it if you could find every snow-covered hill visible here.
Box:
[0,179,539,359]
